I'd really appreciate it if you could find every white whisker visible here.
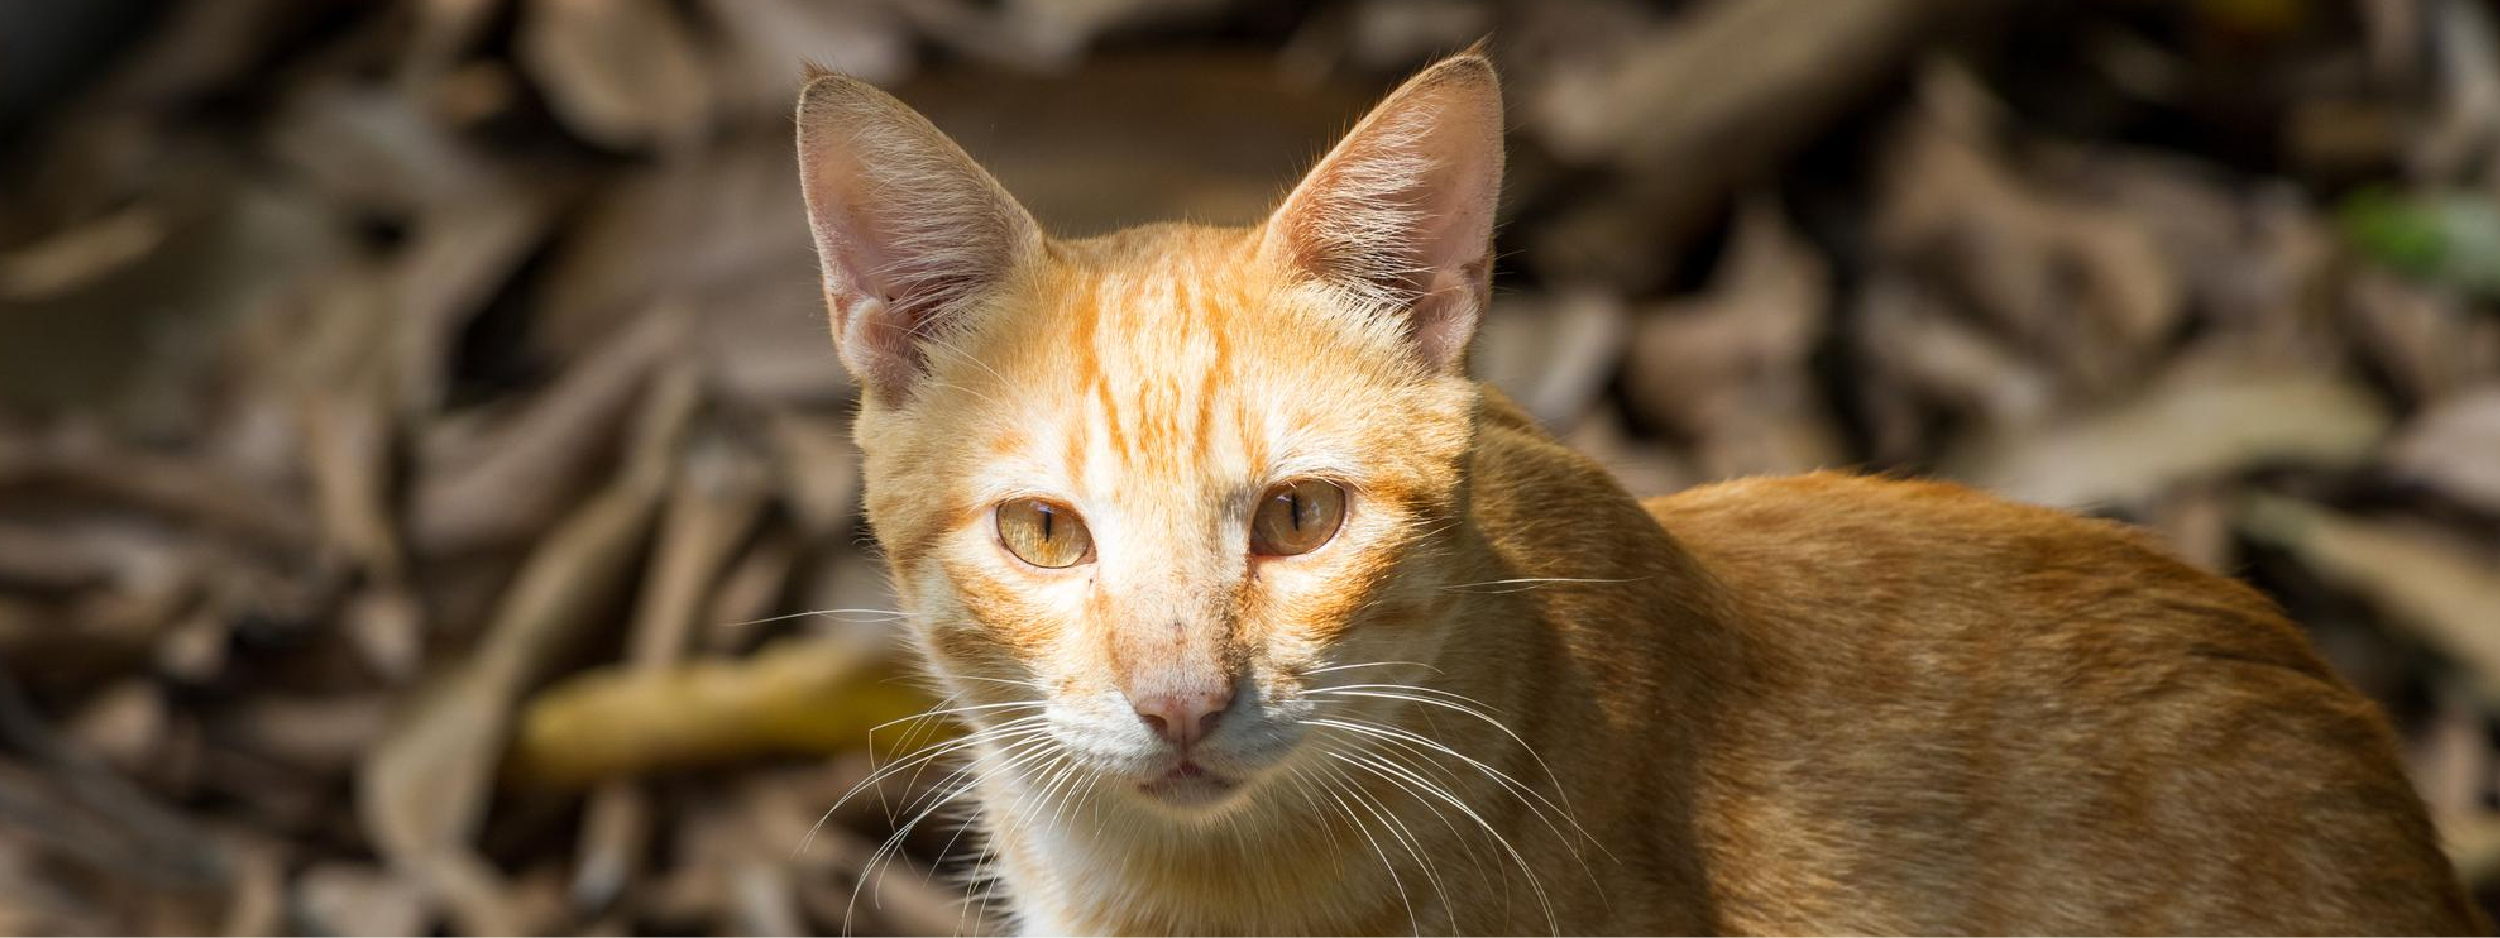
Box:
[1437,576,1644,594]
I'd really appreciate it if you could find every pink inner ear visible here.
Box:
[796,74,1041,400]
[1262,58,1504,372]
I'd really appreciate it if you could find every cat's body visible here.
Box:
[994,389,2476,935]
[795,51,2479,935]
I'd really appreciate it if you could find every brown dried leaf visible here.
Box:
[2144,480,2234,573]
[2412,0,2500,183]
[0,206,165,300]
[1943,367,2390,508]
[1874,69,2183,393]
[0,429,315,554]
[412,307,690,555]
[2236,496,2500,700]
[218,694,392,776]
[567,430,769,911]
[700,0,915,117]
[520,0,714,151]
[292,862,430,938]
[1524,0,1976,286]
[1563,407,1697,499]
[2385,385,2500,513]
[1624,200,1844,478]
[358,366,697,934]
[65,681,166,777]
[1475,291,1628,430]
[265,82,496,214]
[530,137,815,362]
[1854,274,2055,462]
[767,411,863,539]
[386,191,566,415]
[704,531,801,654]
[2345,269,2500,405]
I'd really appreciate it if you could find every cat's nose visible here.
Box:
[1133,686,1229,749]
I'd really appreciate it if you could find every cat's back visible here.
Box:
[1640,472,2480,934]
[1646,471,2319,673]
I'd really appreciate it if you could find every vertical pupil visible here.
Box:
[1287,491,1304,530]
[1038,504,1053,540]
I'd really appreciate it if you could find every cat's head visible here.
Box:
[797,53,1502,817]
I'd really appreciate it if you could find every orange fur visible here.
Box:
[796,53,2480,935]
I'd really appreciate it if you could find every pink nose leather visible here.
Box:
[1133,688,1229,748]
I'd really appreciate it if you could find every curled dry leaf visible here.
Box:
[767,410,863,539]
[900,0,1228,72]
[1874,75,2182,393]
[2384,385,2500,513]
[1277,0,1494,85]
[1526,0,1975,286]
[264,81,495,216]
[301,370,424,680]
[1564,406,1697,500]
[0,428,314,554]
[214,830,287,938]
[1943,367,2390,509]
[1474,291,1627,430]
[2343,268,2500,405]
[2410,0,2500,184]
[2236,495,2500,701]
[2144,479,2234,573]
[64,680,167,778]
[0,205,164,300]
[292,862,431,938]
[1625,198,1844,477]
[2411,683,2490,825]
[530,136,814,361]
[387,189,566,415]
[703,531,802,655]
[217,693,392,777]
[2046,147,2341,367]
[412,306,691,555]
[628,431,773,666]
[1855,274,2056,462]
[519,0,713,152]
[699,0,915,118]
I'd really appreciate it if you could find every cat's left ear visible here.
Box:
[795,67,1042,402]
[1260,50,1503,372]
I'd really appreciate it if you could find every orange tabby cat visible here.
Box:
[794,52,2481,935]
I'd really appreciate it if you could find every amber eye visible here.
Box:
[1250,479,1347,557]
[997,499,1094,568]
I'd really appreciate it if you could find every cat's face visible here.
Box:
[798,56,1502,817]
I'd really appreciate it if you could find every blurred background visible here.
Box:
[1,0,2497,933]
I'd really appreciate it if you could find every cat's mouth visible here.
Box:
[1136,760,1239,809]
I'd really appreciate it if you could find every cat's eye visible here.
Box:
[1250,479,1347,557]
[997,499,1094,568]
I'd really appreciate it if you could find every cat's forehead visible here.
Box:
[1008,226,1359,391]
[931,224,1406,490]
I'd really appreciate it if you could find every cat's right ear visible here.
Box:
[796,67,1041,401]
[1260,51,1503,373]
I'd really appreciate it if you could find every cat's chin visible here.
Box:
[1133,761,1248,813]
